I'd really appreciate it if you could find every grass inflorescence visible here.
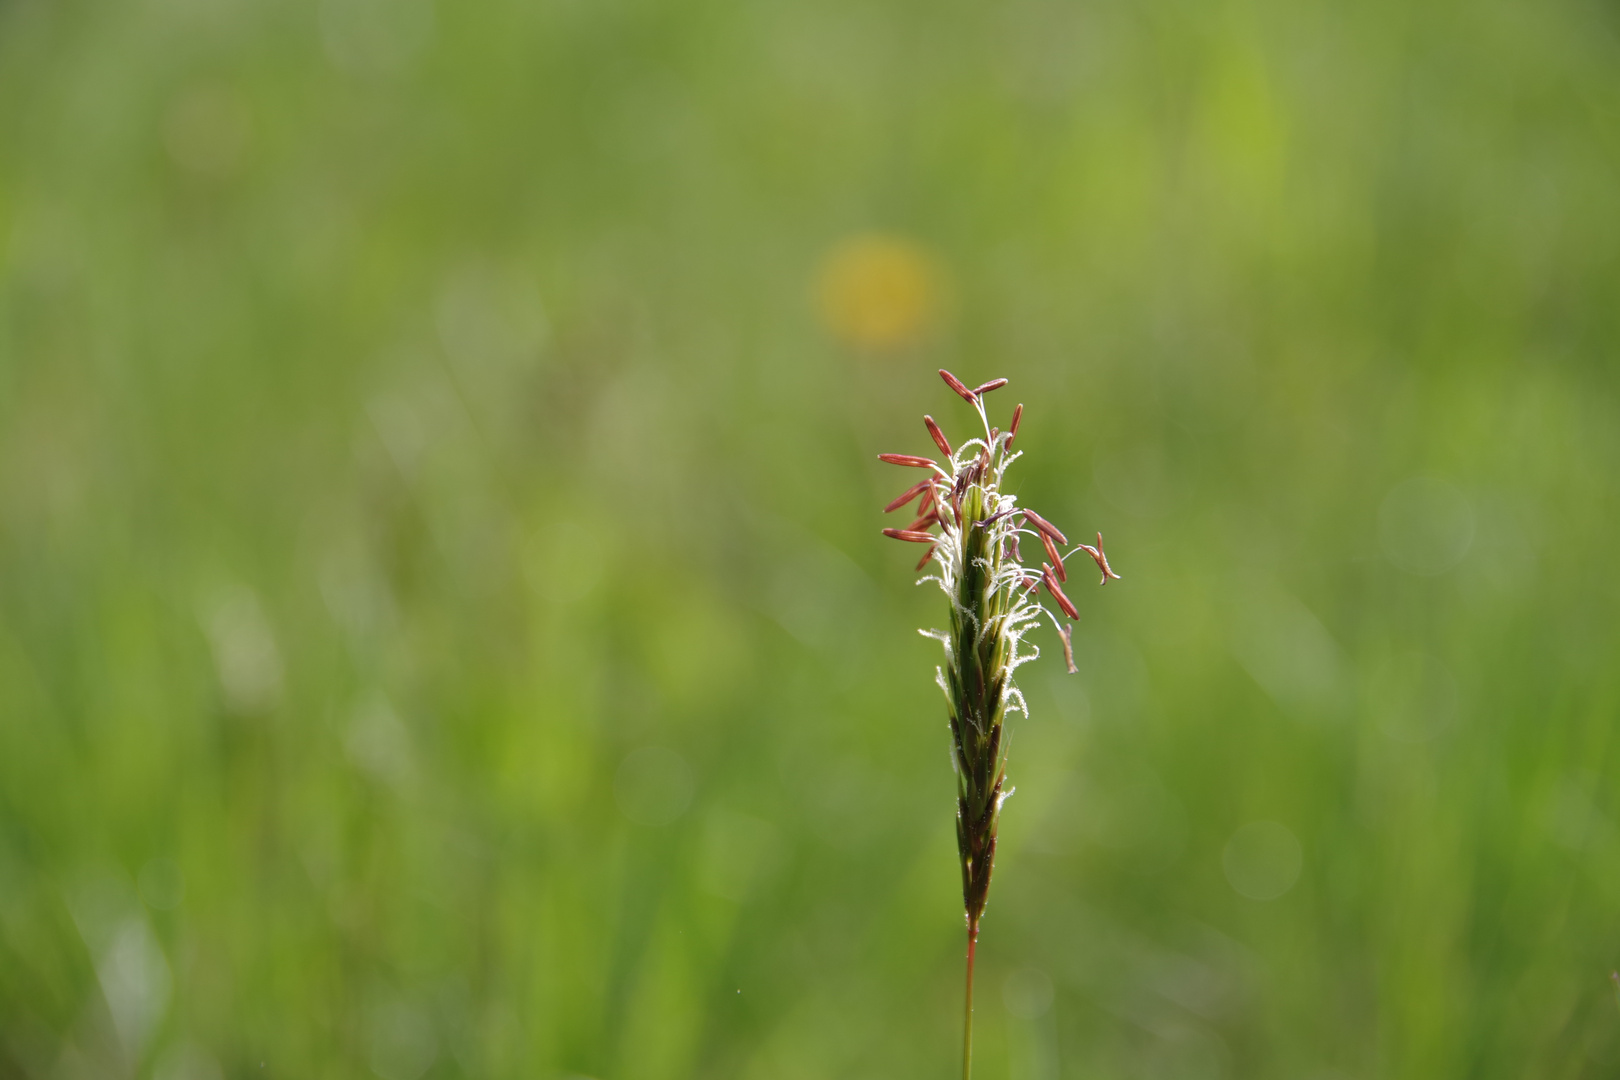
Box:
[879,370,1118,1080]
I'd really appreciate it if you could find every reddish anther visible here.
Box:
[884,528,938,543]
[915,546,935,571]
[1040,531,1065,581]
[879,453,939,469]
[939,369,978,404]
[1076,532,1122,585]
[1022,509,1068,547]
[884,478,934,514]
[1057,622,1078,674]
[973,378,1009,395]
[1007,404,1023,447]
[977,508,1016,529]
[906,509,941,532]
[923,415,953,457]
[1042,563,1080,619]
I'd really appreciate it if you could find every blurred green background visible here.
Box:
[3,0,1620,1077]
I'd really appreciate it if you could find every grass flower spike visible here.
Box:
[878,370,1117,1080]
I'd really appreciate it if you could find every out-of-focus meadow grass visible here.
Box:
[4,0,1620,1077]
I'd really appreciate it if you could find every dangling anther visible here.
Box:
[1022,509,1068,546]
[884,478,934,514]
[1041,563,1080,619]
[939,369,978,405]
[905,509,941,532]
[1076,532,1122,585]
[1039,531,1065,581]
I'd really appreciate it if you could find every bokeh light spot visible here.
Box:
[1222,821,1302,901]
[138,858,184,911]
[163,85,251,180]
[199,585,283,715]
[815,233,943,353]
[615,747,695,826]
[700,811,785,902]
[1002,966,1055,1018]
[345,694,417,789]
[1365,650,1458,743]
[99,919,171,1056]
[1378,477,1474,576]
[367,999,438,1080]
[320,0,435,77]
[1229,589,1346,722]
[153,1042,224,1080]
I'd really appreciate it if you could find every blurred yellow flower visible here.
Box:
[815,233,944,353]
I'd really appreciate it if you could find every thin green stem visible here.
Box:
[963,928,977,1080]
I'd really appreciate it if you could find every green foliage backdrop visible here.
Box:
[3,0,1620,1077]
